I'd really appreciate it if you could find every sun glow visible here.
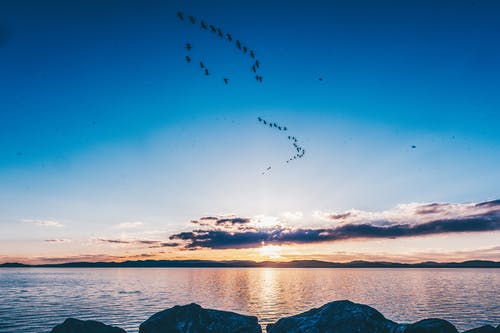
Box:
[258,245,282,260]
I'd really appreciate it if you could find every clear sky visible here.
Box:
[0,0,499,264]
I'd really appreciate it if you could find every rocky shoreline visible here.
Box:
[50,300,499,333]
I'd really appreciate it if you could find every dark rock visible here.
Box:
[138,303,261,333]
[462,325,498,333]
[403,319,458,333]
[266,300,404,333]
[50,318,126,333]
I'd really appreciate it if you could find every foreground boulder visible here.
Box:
[266,300,404,333]
[138,303,261,333]
[50,318,126,333]
[403,319,458,333]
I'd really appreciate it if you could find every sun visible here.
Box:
[258,245,282,260]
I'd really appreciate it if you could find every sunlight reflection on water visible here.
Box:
[0,268,498,332]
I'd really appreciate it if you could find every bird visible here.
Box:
[283,127,287,131]
[200,61,205,68]
[223,78,229,84]
[278,126,282,130]
[242,46,248,53]
[200,21,208,30]
[263,120,267,125]
[288,136,291,139]
[236,40,242,50]
[177,11,184,20]
[226,33,232,42]
[217,28,223,38]
[318,77,323,81]
[273,123,277,127]
[258,117,262,122]
[255,60,260,68]
[250,50,255,58]
[258,76,263,83]
[411,145,416,149]
[209,25,216,33]
[188,16,196,24]
[185,55,191,63]
[185,43,192,51]
[205,68,209,76]
[252,65,256,73]
[267,166,271,170]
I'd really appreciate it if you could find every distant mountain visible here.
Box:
[1,260,499,268]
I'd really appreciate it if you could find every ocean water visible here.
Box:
[0,268,498,332]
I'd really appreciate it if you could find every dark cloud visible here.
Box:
[328,212,352,220]
[415,203,448,215]
[169,203,499,250]
[191,216,252,228]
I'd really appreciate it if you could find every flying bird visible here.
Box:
[236,40,242,50]
[223,78,229,84]
[188,16,196,24]
[217,28,223,38]
[250,50,255,58]
[226,33,232,42]
[200,21,208,30]
[185,43,192,51]
[255,60,260,68]
[185,55,191,63]
[411,145,416,149]
[177,11,184,20]
[242,46,248,53]
[209,25,216,33]
[252,65,256,73]
[200,61,205,69]
[205,68,209,76]
[258,117,262,122]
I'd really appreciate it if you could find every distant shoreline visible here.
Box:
[1,259,499,268]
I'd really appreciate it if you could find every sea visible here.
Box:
[0,268,498,332]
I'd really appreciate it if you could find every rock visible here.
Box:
[50,318,126,333]
[138,303,261,333]
[266,300,404,333]
[403,319,458,333]
[462,325,498,333]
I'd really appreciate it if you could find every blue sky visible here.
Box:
[0,0,499,262]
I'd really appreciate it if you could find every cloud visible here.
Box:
[44,239,71,243]
[96,238,180,248]
[113,221,144,229]
[169,200,500,250]
[23,219,64,227]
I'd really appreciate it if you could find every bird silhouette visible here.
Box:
[242,46,248,53]
[318,77,323,81]
[209,25,216,33]
[250,50,255,58]
[255,60,260,68]
[267,166,271,170]
[205,68,209,76]
[177,11,184,20]
[236,40,242,50]
[258,117,262,122]
[188,16,196,24]
[263,120,267,125]
[226,33,232,42]
[200,21,208,30]
[185,43,192,51]
[223,78,229,84]
[411,145,416,149]
[185,55,191,63]
[283,127,287,131]
[252,65,256,73]
[200,61,205,69]
[217,28,223,38]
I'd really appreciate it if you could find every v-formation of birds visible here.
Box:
[177,10,304,175]
[177,11,263,85]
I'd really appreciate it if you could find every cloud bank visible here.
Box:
[169,200,500,249]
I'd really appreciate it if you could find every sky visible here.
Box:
[0,0,499,264]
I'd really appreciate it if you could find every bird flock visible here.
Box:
[176,10,305,175]
[257,117,306,174]
[177,11,263,85]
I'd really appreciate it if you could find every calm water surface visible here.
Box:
[0,268,498,332]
